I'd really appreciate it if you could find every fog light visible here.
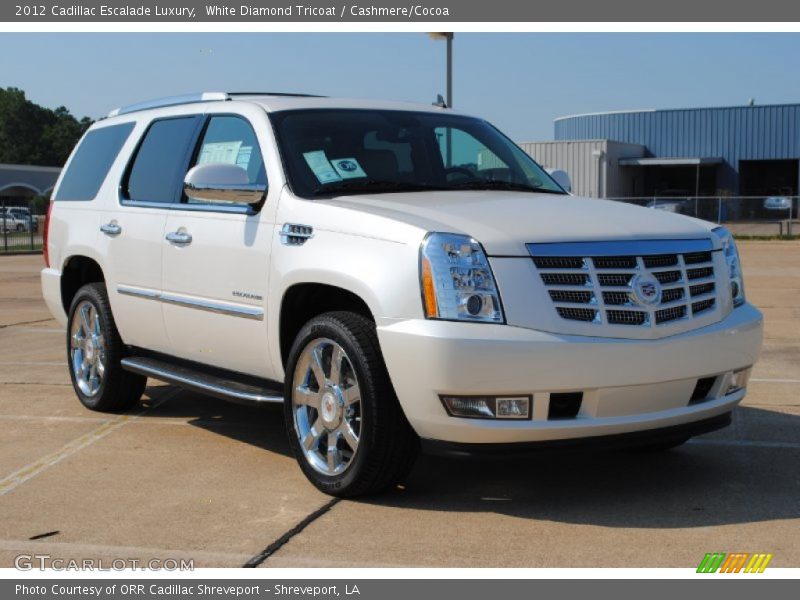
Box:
[440,395,531,420]
[726,367,752,395]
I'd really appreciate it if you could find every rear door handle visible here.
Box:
[100,222,122,236]
[166,231,193,246]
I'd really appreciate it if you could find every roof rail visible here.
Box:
[226,92,325,98]
[107,92,230,118]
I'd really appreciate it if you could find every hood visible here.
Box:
[323,191,718,256]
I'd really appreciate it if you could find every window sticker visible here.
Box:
[235,145,253,170]
[331,157,367,180]
[198,141,242,165]
[303,150,342,184]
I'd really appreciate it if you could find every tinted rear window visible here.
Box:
[124,117,200,204]
[54,123,135,201]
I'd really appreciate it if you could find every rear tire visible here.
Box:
[67,282,146,412]
[284,311,419,498]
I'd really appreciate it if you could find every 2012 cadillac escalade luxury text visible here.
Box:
[40,92,764,497]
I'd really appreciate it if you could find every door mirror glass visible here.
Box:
[183,163,266,205]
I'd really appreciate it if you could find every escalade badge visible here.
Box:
[631,274,662,306]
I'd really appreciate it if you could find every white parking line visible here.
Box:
[689,439,800,450]
[0,389,179,497]
[0,361,64,366]
[752,378,800,384]
[0,414,110,424]
[0,413,195,426]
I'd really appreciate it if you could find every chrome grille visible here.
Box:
[556,307,598,322]
[549,290,594,304]
[528,239,719,329]
[597,273,633,287]
[655,305,687,324]
[661,288,685,303]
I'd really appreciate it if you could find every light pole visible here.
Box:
[428,32,454,108]
[429,33,454,167]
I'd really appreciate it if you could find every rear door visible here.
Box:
[161,114,273,376]
[108,115,202,353]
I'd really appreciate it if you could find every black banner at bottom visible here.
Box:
[4,579,797,600]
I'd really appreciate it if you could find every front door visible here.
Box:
[161,114,273,377]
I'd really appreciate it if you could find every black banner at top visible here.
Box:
[3,0,800,22]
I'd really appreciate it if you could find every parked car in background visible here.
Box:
[763,196,792,211]
[0,209,29,233]
[6,206,39,229]
[647,198,687,213]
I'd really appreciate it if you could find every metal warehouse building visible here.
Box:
[524,103,800,199]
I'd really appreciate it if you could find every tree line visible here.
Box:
[0,87,92,167]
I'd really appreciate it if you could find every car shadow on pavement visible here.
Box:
[370,405,800,529]
[138,385,293,458]
[134,389,800,528]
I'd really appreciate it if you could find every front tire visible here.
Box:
[67,282,146,412]
[284,311,419,498]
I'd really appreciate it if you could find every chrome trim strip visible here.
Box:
[120,357,282,405]
[116,286,263,321]
[118,285,159,299]
[160,292,263,320]
[526,239,714,257]
[120,199,255,215]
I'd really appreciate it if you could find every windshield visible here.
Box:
[270,109,566,199]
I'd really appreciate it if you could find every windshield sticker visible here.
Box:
[198,141,242,165]
[331,157,367,180]
[303,150,343,184]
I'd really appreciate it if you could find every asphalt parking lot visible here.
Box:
[1,243,798,568]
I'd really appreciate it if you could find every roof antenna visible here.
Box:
[433,94,448,108]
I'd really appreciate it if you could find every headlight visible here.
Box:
[419,232,504,323]
[713,227,745,307]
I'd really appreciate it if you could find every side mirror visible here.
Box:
[183,163,266,205]
[546,168,572,194]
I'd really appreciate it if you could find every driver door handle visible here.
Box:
[100,222,122,236]
[165,231,193,246]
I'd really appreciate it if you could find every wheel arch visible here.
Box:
[60,255,106,314]
[278,282,374,370]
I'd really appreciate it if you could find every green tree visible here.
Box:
[0,87,92,166]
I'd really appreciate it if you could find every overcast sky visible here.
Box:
[2,32,798,141]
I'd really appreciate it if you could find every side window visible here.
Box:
[124,117,200,204]
[54,123,134,201]
[191,115,266,192]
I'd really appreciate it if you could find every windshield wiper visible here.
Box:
[447,180,566,194]
[312,179,447,197]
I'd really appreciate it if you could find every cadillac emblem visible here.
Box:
[630,273,662,306]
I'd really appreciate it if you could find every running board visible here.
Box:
[120,356,284,406]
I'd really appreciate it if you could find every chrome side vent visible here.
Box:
[280,223,314,246]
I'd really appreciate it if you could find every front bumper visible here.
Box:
[377,303,763,445]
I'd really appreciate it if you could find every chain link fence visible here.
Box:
[0,197,47,254]
[605,196,798,236]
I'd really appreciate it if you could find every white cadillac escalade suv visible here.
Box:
[41,92,763,497]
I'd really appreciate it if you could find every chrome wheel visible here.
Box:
[292,338,361,476]
[69,300,106,397]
